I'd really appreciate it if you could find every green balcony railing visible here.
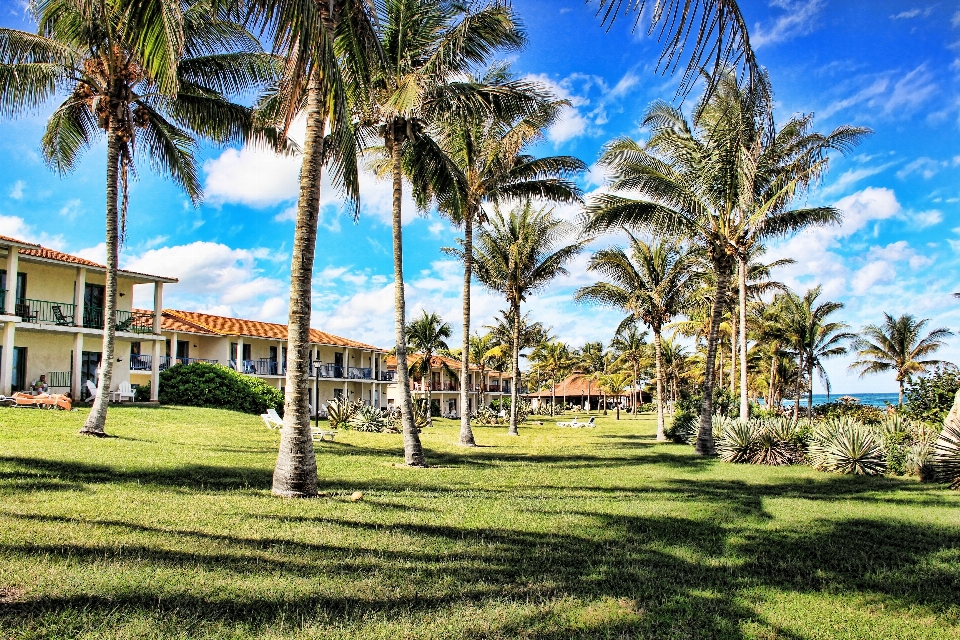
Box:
[83,306,154,334]
[15,298,75,326]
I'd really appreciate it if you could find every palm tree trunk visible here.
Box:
[390,126,424,465]
[730,314,737,394]
[654,330,667,441]
[898,379,904,408]
[273,73,324,497]
[767,347,776,411]
[80,124,120,437]
[425,354,433,429]
[550,380,556,416]
[632,361,639,419]
[738,257,749,421]
[507,301,521,435]
[458,211,475,445]
[696,261,730,455]
[807,362,814,423]
[794,356,802,420]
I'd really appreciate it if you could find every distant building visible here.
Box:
[385,354,510,415]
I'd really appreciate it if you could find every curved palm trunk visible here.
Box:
[632,361,639,419]
[767,347,777,410]
[730,315,737,394]
[807,362,814,424]
[654,330,667,441]
[898,379,904,408]
[459,212,476,445]
[794,355,803,420]
[696,263,730,455]
[80,126,121,437]
[391,134,425,465]
[272,76,325,497]
[507,301,521,435]
[738,257,749,421]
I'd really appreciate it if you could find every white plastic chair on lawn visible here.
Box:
[84,380,99,400]
[112,381,135,403]
[261,408,283,429]
[557,417,580,428]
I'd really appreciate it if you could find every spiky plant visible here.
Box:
[751,417,804,466]
[909,434,938,483]
[716,417,758,463]
[326,398,359,429]
[809,417,885,475]
[349,405,386,432]
[934,419,960,489]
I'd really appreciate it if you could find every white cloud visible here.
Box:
[896,156,942,180]
[274,206,298,222]
[9,180,24,200]
[911,209,943,228]
[203,146,301,208]
[0,214,65,249]
[124,241,286,320]
[428,221,445,237]
[142,235,168,249]
[74,243,106,264]
[753,0,824,49]
[820,79,888,119]
[820,65,937,120]
[58,199,84,220]
[820,162,895,196]
[890,8,932,20]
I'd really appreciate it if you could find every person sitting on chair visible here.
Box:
[31,375,49,395]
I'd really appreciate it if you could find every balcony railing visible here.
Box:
[315,364,345,379]
[132,355,217,371]
[380,370,396,382]
[348,367,372,380]
[413,381,459,391]
[14,298,75,326]
[82,306,154,334]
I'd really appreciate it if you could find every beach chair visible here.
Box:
[261,408,283,429]
[557,417,580,428]
[84,379,99,399]
[15,302,37,323]
[584,417,596,428]
[52,305,73,326]
[311,427,338,441]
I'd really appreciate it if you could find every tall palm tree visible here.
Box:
[357,0,525,465]
[609,325,648,419]
[250,0,373,497]
[472,203,586,434]
[584,73,861,454]
[0,0,274,437]
[851,314,954,407]
[578,340,607,410]
[468,331,497,413]
[696,73,869,422]
[432,66,584,447]
[406,310,454,428]
[776,287,854,419]
[576,236,697,440]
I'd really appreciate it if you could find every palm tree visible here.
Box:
[599,372,632,420]
[468,332,497,414]
[529,341,576,415]
[609,325,648,419]
[432,67,584,447]
[851,314,954,407]
[577,341,608,410]
[406,310,455,428]
[576,236,697,440]
[250,0,373,496]
[358,0,525,465]
[776,287,854,419]
[472,203,586,434]
[0,0,273,437]
[583,73,862,454]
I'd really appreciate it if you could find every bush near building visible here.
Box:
[158,363,283,415]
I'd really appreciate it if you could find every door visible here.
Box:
[80,351,101,399]
[175,340,189,361]
[9,346,26,392]
[269,346,278,374]
[334,352,344,377]
[83,283,105,328]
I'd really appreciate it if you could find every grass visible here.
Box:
[1,406,959,639]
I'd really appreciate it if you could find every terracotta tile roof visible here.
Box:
[525,373,612,397]
[386,354,506,374]
[0,235,40,247]
[160,308,385,350]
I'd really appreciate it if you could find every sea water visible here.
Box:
[777,393,901,408]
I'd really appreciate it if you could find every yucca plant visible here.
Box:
[717,417,759,463]
[349,405,387,433]
[873,414,915,475]
[809,417,885,475]
[751,417,804,466]
[326,398,360,430]
[934,419,960,489]
[909,435,938,483]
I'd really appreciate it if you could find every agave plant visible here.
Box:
[934,419,960,489]
[717,418,759,463]
[326,398,360,430]
[412,400,430,432]
[349,405,387,433]
[909,434,938,483]
[751,417,804,466]
[809,417,885,475]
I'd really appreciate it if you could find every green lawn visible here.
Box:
[1,406,959,639]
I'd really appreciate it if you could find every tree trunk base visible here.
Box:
[78,427,107,438]
[506,430,519,436]
[271,488,318,498]
[656,435,668,442]
[694,438,716,456]
[458,440,477,447]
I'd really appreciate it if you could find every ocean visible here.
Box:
[775,393,901,408]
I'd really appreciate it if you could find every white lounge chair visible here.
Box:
[311,428,338,441]
[557,417,580,428]
[261,408,283,429]
[84,380,98,399]
[584,416,596,428]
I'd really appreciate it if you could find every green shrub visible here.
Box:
[716,417,804,466]
[904,367,960,425]
[716,417,758,463]
[812,397,884,425]
[665,407,697,444]
[134,383,150,402]
[158,363,283,415]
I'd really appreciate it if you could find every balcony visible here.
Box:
[348,367,372,380]
[83,306,154,334]
[413,381,459,392]
[380,370,396,382]
[314,364,344,379]
[13,298,75,326]
[131,355,218,371]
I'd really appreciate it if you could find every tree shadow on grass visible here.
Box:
[1,503,958,638]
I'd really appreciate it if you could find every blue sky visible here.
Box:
[2,0,960,393]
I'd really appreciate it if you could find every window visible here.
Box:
[83,283,105,328]
[334,388,343,400]
[130,342,141,356]
[0,270,27,300]
[269,346,278,361]
[230,343,252,361]
[334,352,344,367]
[80,351,101,399]
[176,340,189,359]
[6,346,27,392]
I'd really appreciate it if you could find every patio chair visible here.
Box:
[584,417,596,428]
[115,316,134,332]
[557,417,579,428]
[311,427,338,441]
[112,381,135,403]
[52,305,72,326]
[84,379,99,399]
[15,302,37,323]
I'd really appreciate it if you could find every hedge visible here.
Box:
[157,363,283,415]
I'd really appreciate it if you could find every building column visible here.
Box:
[152,283,163,335]
[71,332,82,399]
[151,337,161,402]
[235,337,244,372]
[1,320,14,395]
[170,331,178,363]
[4,248,17,314]
[73,267,86,326]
